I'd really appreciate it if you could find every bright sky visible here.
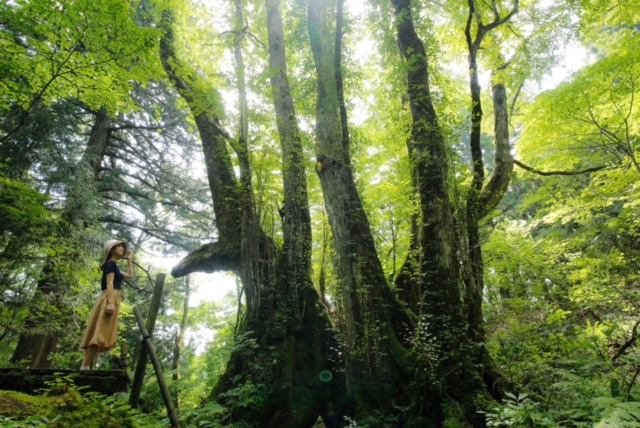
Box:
[188,271,237,306]
[141,254,237,355]
[145,254,237,307]
[539,42,591,91]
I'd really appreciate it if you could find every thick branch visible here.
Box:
[476,82,513,219]
[266,0,312,267]
[484,0,519,33]
[159,9,241,248]
[514,159,606,176]
[232,0,252,183]
[171,241,241,278]
[465,0,519,220]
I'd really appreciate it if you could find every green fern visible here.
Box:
[593,398,640,427]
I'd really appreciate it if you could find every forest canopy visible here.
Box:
[1,0,639,427]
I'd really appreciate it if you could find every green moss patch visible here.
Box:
[0,389,168,428]
[0,391,40,417]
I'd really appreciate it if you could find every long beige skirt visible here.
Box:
[79,290,122,353]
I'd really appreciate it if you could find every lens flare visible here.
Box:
[319,370,333,382]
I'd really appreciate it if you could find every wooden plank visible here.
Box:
[0,368,128,395]
[129,273,165,408]
[133,306,180,428]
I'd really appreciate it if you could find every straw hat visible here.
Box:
[100,239,128,269]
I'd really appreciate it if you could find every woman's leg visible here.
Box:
[80,345,98,369]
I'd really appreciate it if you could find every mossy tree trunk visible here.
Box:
[390,0,517,424]
[461,0,517,400]
[304,0,518,424]
[161,0,518,425]
[308,0,414,418]
[390,0,479,424]
[160,6,340,427]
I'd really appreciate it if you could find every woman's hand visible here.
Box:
[123,250,135,279]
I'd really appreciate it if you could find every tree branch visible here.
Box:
[100,216,194,250]
[476,81,513,219]
[171,241,241,278]
[484,0,519,32]
[514,159,606,176]
[612,319,640,362]
[110,119,182,131]
[0,44,79,144]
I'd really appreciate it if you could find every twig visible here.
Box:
[613,320,640,362]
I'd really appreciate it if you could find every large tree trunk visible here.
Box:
[265,1,346,424]
[161,6,339,427]
[308,0,413,418]
[390,0,500,425]
[11,260,62,368]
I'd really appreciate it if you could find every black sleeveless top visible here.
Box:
[101,260,123,291]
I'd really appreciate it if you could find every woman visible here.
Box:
[79,239,134,370]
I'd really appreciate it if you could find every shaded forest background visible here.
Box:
[1,0,639,426]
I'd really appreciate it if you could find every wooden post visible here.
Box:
[133,306,180,428]
[130,273,165,408]
[120,342,128,371]
[171,275,190,408]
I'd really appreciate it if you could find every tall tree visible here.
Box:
[159,3,339,426]
[308,0,413,416]
[460,0,518,398]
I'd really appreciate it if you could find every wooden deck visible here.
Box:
[0,368,129,396]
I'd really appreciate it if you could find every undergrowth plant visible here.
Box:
[0,374,167,428]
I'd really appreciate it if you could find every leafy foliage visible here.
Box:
[0,375,167,428]
[0,0,161,122]
[1,0,640,426]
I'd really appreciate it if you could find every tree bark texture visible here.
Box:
[461,1,517,401]
[161,7,340,427]
[308,0,412,414]
[391,0,495,425]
